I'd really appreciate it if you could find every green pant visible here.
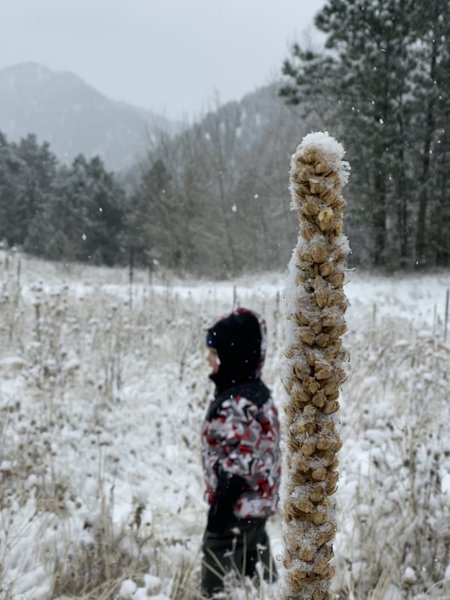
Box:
[201,517,277,597]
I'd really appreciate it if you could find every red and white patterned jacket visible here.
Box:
[201,380,281,520]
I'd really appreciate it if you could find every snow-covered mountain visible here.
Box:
[0,62,174,171]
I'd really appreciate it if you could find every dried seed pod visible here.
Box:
[323,400,340,415]
[299,249,314,264]
[282,133,350,600]
[287,569,308,588]
[299,547,315,562]
[299,327,315,346]
[312,320,323,335]
[284,403,297,422]
[296,453,313,473]
[320,450,337,467]
[327,271,345,288]
[312,391,327,408]
[334,222,344,236]
[320,188,339,205]
[297,421,317,435]
[311,510,327,525]
[326,482,338,496]
[301,441,316,456]
[311,467,327,481]
[311,244,328,264]
[325,471,339,491]
[319,262,333,277]
[297,498,315,513]
[336,367,348,383]
[287,438,301,453]
[313,561,335,578]
[317,523,337,548]
[315,366,333,380]
[310,180,322,195]
[292,471,308,487]
[317,208,334,231]
[305,349,317,367]
[315,288,331,308]
[315,332,331,348]
[315,437,331,451]
[304,197,321,216]
[323,381,339,396]
[295,311,310,326]
[293,360,311,381]
[302,221,319,241]
[292,385,311,405]
[309,488,325,504]
[305,378,320,394]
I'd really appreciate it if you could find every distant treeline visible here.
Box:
[0,87,304,277]
[0,132,128,267]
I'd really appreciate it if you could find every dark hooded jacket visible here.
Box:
[201,309,281,531]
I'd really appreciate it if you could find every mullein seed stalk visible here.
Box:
[281,132,350,600]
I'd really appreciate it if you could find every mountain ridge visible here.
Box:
[0,62,174,171]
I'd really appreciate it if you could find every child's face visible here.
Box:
[206,348,220,374]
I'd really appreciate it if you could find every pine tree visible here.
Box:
[281,0,418,267]
[81,156,126,265]
[410,0,450,266]
[17,134,59,255]
[0,132,25,247]
[130,158,181,270]
[32,154,126,265]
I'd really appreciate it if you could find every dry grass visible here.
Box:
[0,251,449,599]
[333,316,450,599]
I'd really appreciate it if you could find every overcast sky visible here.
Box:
[1,0,326,120]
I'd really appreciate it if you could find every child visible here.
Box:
[201,308,281,597]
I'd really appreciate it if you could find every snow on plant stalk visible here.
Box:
[281,132,350,600]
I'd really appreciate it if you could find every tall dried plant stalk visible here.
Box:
[281,132,350,600]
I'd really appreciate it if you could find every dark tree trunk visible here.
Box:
[373,163,387,266]
[415,28,438,266]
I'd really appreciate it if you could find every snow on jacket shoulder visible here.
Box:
[201,379,281,520]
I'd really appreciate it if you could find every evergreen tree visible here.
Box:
[0,131,25,247]
[16,134,59,254]
[32,154,126,265]
[0,132,127,267]
[129,158,181,270]
[410,0,450,266]
[281,0,423,267]
[81,156,126,265]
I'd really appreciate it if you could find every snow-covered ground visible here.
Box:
[0,251,449,600]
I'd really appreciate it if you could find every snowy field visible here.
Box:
[0,251,449,600]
